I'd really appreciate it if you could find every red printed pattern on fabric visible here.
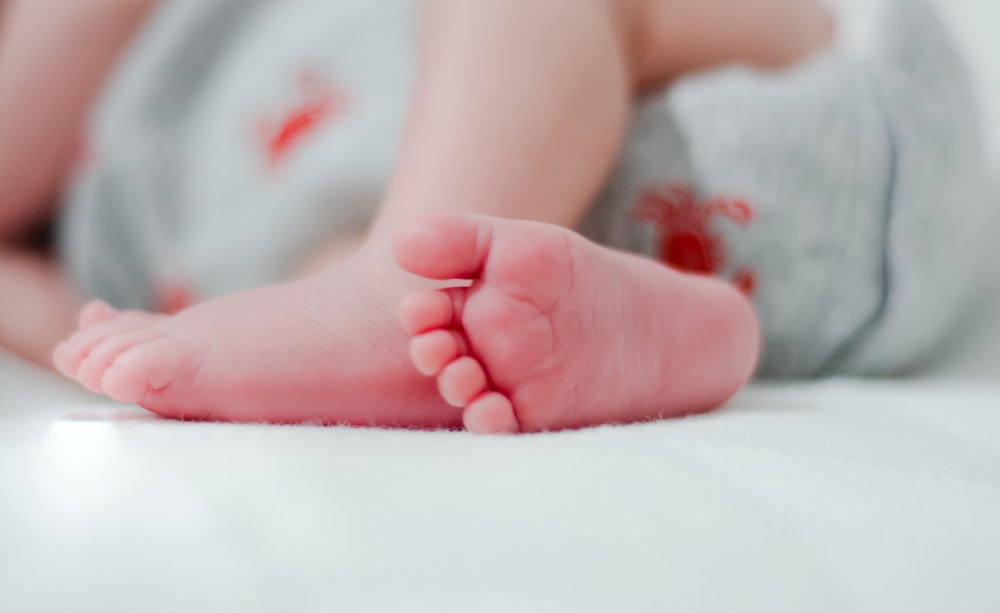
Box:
[154,280,194,315]
[634,184,757,295]
[257,71,352,169]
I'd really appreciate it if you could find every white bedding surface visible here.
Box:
[2,1,999,611]
[2,360,999,613]
[939,0,1000,171]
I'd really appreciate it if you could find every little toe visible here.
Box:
[463,392,519,435]
[398,288,464,335]
[102,336,207,409]
[78,301,118,329]
[76,328,162,393]
[410,329,465,376]
[437,356,488,408]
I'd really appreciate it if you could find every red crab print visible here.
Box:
[634,183,757,294]
[154,279,194,315]
[257,71,352,170]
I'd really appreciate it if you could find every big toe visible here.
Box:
[393,214,491,281]
[394,214,572,300]
[101,335,209,410]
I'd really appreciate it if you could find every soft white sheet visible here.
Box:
[2,361,999,613]
[937,0,1000,172]
[2,1,999,611]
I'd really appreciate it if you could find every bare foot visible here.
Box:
[0,246,80,368]
[53,259,456,427]
[394,215,759,433]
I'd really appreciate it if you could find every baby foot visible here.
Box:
[394,215,760,433]
[54,262,456,427]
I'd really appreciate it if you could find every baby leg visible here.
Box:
[365,0,831,246]
[55,0,644,425]
[55,0,826,427]
[0,247,80,368]
[0,0,157,365]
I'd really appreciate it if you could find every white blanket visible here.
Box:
[2,358,999,613]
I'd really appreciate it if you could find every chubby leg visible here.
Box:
[55,0,826,426]
[0,247,80,368]
[394,215,759,433]
[366,0,830,244]
[364,0,633,242]
[0,0,157,365]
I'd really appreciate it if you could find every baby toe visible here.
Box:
[463,392,519,435]
[55,313,162,378]
[77,301,118,330]
[438,356,488,408]
[410,329,465,376]
[398,288,465,335]
[102,336,207,412]
[76,328,161,393]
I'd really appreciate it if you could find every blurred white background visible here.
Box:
[926,0,1000,379]
[937,0,1000,171]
